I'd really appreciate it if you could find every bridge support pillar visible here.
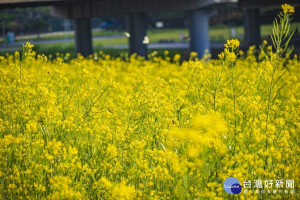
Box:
[74,18,93,57]
[189,9,210,58]
[128,12,147,57]
[244,8,261,46]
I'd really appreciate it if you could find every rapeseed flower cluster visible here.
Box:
[224,39,240,50]
[0,4,299,200]
[218,39,240,64]
[282,4,295,14]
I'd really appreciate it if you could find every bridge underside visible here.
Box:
[0,0,231,11]
[0,0,299,57]
[0,0,240,57]
[51,0,232,18]
[51,0,238,57]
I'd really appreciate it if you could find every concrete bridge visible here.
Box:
[0,0,299,57]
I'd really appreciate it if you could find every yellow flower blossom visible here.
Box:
[112,180,136,200]
[0,7,298,199]
[224,39,240,50]
[282,4,295,13]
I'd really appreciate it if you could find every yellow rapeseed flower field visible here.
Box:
[0,4,299,200]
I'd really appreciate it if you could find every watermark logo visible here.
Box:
[224,177,242,194]
[243,179,295,195]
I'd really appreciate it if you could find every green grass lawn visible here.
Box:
[3,23,300,45]
[95,27,242,46]
[92,22,300,46]
[9,24,278,43]
[1,22,299,57]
